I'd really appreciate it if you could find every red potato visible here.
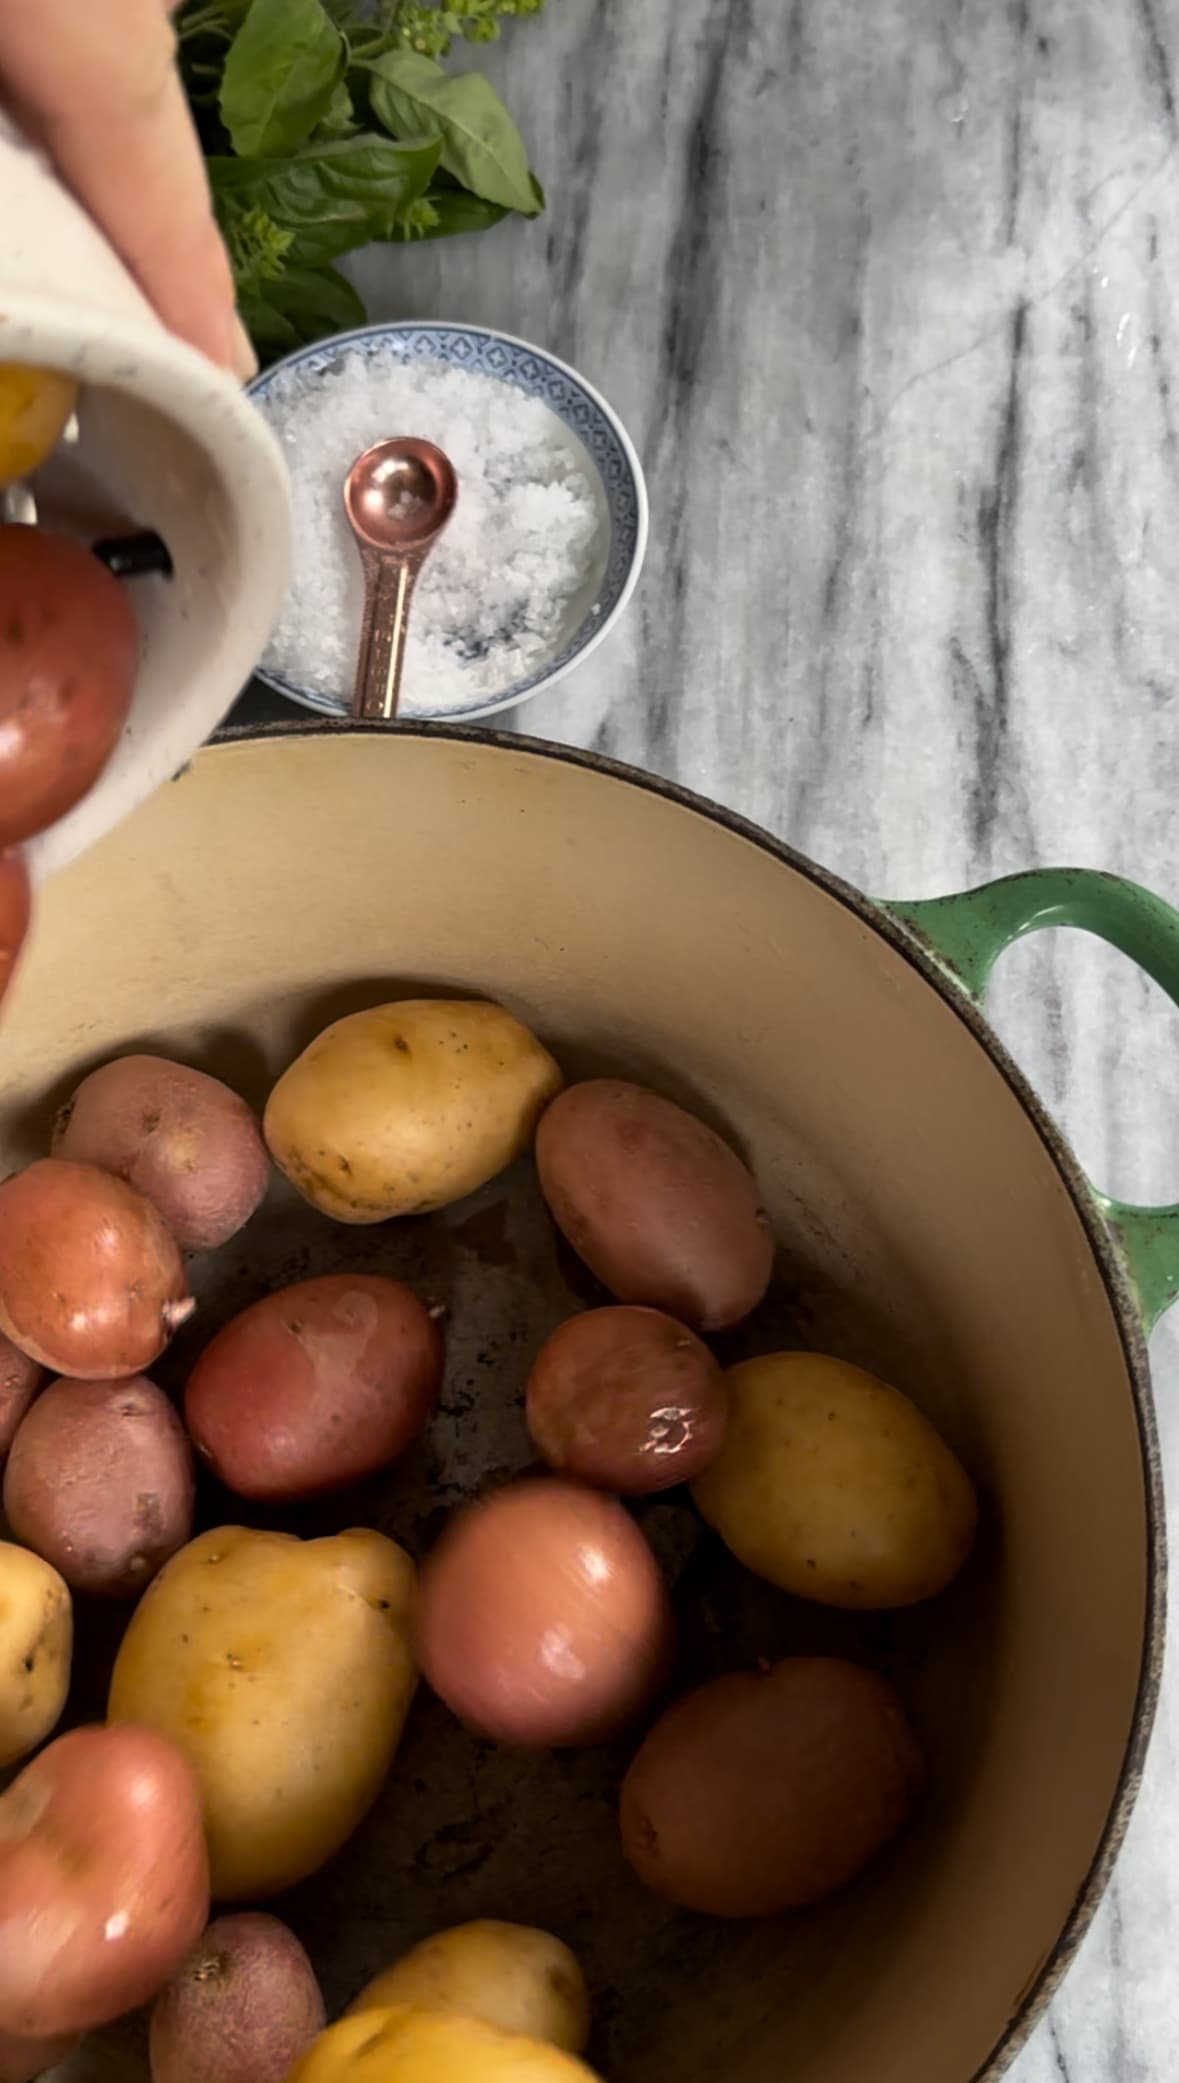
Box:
[0,851,29,1016]
[4,1374,195,1597]
[150,1913,326,2083]
[0,1160,192,1377]
[0,2029,78,2083]
[619,1657,923,1916]
[53,1055,270,1252]
[0,1723,209,2039]
[0,1335,42,1458]
[535,1080,774,1332]
[526,1306,728,1493]
[417,1478,673,1747]
[0,526,138,850]
[184,1274,444,1502]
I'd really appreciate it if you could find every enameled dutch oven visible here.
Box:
[4,723,1175,2083]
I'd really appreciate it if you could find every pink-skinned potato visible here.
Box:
[3,1374,195,1598]
[0,2028,78,2083]
[0,850,29,1017]
[150,1912,326,2083]
[620,1657,922,1916]
[417,1479,672,1748]
[525,1305,727,1494]
[535,1081,773,1332]
[0,1723,209,2039]
[0,1335,42,1459]
[54,1055,270,1253]
[184,1274,443,1502]
[0,526,137,850]
[0,1160,192,1378]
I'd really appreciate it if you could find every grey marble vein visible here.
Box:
[240,1,1179,2073]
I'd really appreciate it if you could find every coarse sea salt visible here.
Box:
[262,354,606,714]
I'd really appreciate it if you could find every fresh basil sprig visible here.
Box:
[177,0,548,359]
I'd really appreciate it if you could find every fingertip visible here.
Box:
[230,313,259,384]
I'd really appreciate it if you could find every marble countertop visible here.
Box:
[239,0,1179,2072]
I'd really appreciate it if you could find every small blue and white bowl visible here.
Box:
[248,322,648,722]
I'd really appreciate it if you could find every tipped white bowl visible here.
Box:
[0,115,292,882]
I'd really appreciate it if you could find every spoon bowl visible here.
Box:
[345,437,456,553]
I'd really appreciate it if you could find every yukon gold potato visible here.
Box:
[289,2007,601,2083]
[108,1525,417,1900]
[0,1542,71,1767]
[693,1353,978,1609]
[264,999,562,1222]
[0,365,77,487]
[350,1922,589,2054]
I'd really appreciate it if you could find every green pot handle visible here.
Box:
[885,869,1179,1335]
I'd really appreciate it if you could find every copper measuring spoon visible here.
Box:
[344,437,457,721]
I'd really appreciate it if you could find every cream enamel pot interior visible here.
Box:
[1,724,1171,2083]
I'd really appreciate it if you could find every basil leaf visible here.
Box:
[239,296,301,357]
[242,262,366,358]
[391,187,510,239]
[220,0,344,159]
[314,78,358,140]
[176,0,253,42]
[364,50,539,216]
[209,134,441,266]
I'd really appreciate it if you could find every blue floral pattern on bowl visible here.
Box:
[249,322,648,723]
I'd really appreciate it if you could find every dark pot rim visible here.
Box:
[215,713,1166,2083]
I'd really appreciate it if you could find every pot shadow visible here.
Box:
[544,1041,770,1177]
[284,975,480,1061]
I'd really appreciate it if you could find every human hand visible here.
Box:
[0,0,254,378]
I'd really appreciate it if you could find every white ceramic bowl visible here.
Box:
[249,322,648,722]
[0,116,292,881]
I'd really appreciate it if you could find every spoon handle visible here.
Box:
[351,548,420,721]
